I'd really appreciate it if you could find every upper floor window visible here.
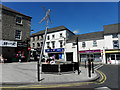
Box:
[52,34,55,39]
[46,42,50,48]
[15,30,22,40]
[33,37,35,41]
[93,40,97,47]
[37,43,40,47]
[82,42,86,47]
[112,34,118,38]
[59,41,63,48]
[113,40,119,49]
[33,43,35,47]
[16,16,22,24]
[60,33,63,37]
[52,41,55,48]
[47,36,50,40]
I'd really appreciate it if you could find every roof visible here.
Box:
[67,31,104,43]
[104,23,120,34]
[31,26,75,36]
[0,4,32,19]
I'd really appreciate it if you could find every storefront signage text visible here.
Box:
[0,40,17,47]
[45,48,64,52]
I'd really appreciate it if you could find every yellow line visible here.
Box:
[0,70,107,88]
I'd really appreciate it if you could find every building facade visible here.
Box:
[0,4,32,62]
[30,26,75,61]
[65,23,120,64]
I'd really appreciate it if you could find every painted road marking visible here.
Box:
[95,87,111,90]
[0,69,107,88]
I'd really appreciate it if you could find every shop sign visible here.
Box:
[45,48,64,52]
[0,40,17,47]
[17,42,27,47]
[79,50,101,53]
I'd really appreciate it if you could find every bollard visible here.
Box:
[88,58,91,77]
[91,61,94,73]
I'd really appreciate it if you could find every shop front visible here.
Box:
[105,49,120,64]
[79,50,102,62]
[45,48,64,60]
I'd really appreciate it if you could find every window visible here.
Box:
[16,16,22,24]
[33,37,35,41]
[60,33,62,37]
[93,40,97,47]
[52,35,55,39]
[33,43,35,47]
[37,43,40,47]
[82,42,86,47]
[60,41,63,48]
[116,54,120,60]
[46,42,50,48]
[52,41,55,48]
[41,42,43,47]
[47,36,50,40]
[112,34,118,38]
[113,40,119,49]
[15,30,22,40]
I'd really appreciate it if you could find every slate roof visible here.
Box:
[31,26,75,37]
[0,4,32,19]
[104,23,120,34]
[67,31,104,43]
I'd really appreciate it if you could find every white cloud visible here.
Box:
[73,29,80,34]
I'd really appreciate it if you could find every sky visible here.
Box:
[2,2,119,35]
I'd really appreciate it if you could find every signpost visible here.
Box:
[38,8,52,81]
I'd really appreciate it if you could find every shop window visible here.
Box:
[111,55,115,60]
[113,40,119,49]
[116,54,120,60]
[93,40,97,47]
[112,34,118,38]
[16,16,22,24]
[82,42,86,47]
[15,30,22,40]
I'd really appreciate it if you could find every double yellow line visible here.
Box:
[0,70,107,89]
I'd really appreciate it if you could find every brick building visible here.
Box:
[0,4,32,62]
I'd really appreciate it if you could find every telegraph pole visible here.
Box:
[38,8,52,81]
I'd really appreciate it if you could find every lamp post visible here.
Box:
[76,37,80,75]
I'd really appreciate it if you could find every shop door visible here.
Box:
[66,52,73,62]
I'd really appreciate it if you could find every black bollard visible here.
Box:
[91,60,94,73]
[88,58,91,77]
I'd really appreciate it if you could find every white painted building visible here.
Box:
[65,23,120,64]
[30,26,75,60]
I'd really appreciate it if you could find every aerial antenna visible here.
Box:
[37,7,52,82]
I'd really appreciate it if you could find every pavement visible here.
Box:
[0,62,100,85]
